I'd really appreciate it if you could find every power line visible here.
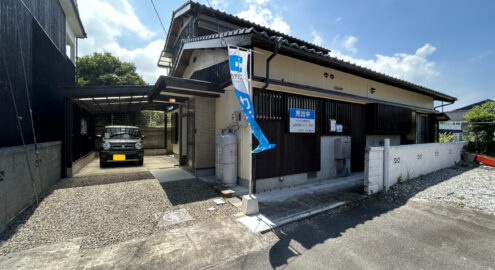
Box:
[149,0,167,35]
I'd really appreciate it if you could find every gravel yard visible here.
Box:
[0,171,239,255]
[388,165,495,215]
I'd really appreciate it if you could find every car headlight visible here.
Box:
[135,142,143,150]
[102,142,111,150]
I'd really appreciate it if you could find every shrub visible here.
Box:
[439,132,456,142]
[463,101,495,156]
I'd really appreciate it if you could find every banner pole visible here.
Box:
[248,50,253,196]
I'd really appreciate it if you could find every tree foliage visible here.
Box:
[439,132,456,143]
[77,52,147,86]
[463,101,495,155]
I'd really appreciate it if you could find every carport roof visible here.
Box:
[149,76,223,102]
[58,85,175,113]
[59,77,222,113]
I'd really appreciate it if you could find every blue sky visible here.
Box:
[78,0,495,110]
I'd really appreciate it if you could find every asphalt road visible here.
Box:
[211,199,495,270]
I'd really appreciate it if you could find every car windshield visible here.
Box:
[103,127,141,139]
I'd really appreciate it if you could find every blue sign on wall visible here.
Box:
[289,108,315,133]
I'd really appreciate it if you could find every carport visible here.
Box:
[58,76,221,177]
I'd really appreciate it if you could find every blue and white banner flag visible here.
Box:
[228,47,275,153]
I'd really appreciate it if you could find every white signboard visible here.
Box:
[330,119,336,132]
[289,108,315,133]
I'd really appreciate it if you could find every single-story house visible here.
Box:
[147,1,457,192]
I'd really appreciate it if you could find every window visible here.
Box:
[81,118,88,135]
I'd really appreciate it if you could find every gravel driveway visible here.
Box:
[0,171,238,255]
[387,165,495,215]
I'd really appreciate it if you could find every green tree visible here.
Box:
[464,101,495,155]
[76,52,147,86]
[439,132,456,142]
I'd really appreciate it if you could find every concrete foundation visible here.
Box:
[241,195,259,215]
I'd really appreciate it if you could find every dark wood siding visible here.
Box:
[366,103,412,135]
[0,0,74,148]
[254,89,320,179]
[351,104,366,172]
[22,0,66,53]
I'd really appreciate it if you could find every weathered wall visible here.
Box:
[140,127,165,149]
[0,141,62,232]
[195,97,216,169]
[253,48,434,110]
[364,141,467,194]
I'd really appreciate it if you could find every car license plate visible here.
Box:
[113,154,126,161]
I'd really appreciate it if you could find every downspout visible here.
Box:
[261,37,285,90]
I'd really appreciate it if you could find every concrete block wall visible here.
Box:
[364,147,384,194]
[363,141,467,195]
[387,142,467,187]
[195,97,216,169]
[0,141,62,232]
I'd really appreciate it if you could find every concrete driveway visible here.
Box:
[75,155,178,176]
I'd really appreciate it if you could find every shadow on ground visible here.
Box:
[159,179,220,205]
[266,165,474,269]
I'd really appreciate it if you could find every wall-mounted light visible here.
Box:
[169,98,176,103]
[324,72,329,78]
[330,74,334,79]
[370,87,376,94]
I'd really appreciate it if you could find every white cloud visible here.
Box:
[246,0,270,4]
[342,35,358,54]
[237,4,290,34]
[331,43,440,84]
[210,0,229,11]
[468,50,495,62]
[312,31,323,46]
[78,0,165,84]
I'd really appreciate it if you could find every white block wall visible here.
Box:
[387,142,467,186]
[364,141,467,195]
[364,147,384,194]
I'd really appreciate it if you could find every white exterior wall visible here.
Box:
[215,89,251,183]
[253,48,435,110]
[364,141,467,195]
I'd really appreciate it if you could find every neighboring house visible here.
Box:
[147,1,458,191]
[0,0,86,230]
[439,99,494,138]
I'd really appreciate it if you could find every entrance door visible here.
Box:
[180,100,195,171]
[417,115,428,143]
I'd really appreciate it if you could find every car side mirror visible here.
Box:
[141,135,146,140]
